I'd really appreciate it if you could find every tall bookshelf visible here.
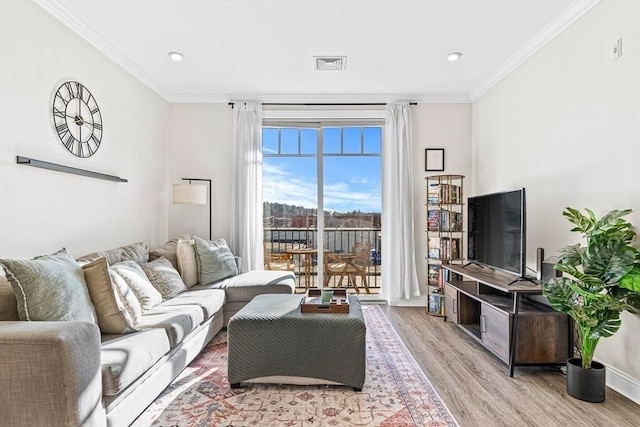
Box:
[425,175,464,316]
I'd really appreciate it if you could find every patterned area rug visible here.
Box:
[132,305,458,426]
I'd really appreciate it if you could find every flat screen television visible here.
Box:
[467,188,526,277]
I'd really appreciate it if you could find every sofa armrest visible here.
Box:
[0,321,106,427]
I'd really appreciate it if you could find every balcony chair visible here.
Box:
[264,244,296,272]
[324,242,372,294]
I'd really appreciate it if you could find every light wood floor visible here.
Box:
[381,306,639,427]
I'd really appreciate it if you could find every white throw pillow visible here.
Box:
[176,239,199,287]
[111,260,162,312]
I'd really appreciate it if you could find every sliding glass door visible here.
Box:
[262,123,382,293]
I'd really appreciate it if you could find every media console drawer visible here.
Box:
[481,303,509,362]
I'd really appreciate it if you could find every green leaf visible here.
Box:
[620,266,640,292]
[583,240,636,285]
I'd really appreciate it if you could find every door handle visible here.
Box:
[480,315,486,333]
[453,298,457,314]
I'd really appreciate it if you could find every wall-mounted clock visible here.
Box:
[52,81,103,158]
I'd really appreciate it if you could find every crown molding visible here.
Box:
[470,0,599,102]
[169,92,471,104]
[33,0,173,101]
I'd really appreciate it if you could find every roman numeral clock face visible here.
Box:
[52,81,103,158]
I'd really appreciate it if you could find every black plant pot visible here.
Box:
[566,357,606,402]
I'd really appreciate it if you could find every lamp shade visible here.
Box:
[172,184,207,205]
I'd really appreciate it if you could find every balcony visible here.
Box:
[264,227,381,294]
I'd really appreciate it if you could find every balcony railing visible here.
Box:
[264,227,381,292]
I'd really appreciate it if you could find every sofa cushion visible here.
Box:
[137,304,204,347]
[101,328,171,396]
[141,256,187,300]
[176,239,199,287]
[193,236,238,285]
[77,242,149,266]
[0,248,96,322]
[83,257,141,334]
[159,289,225,320]
[0,272,18,321]
[111,260,162,312]
[148,234,190,270]
[192,270,295,303]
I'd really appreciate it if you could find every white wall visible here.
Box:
[412,104,472,295]
[472,0,640,401]
[0,0,170,258]
[168,104,233,241]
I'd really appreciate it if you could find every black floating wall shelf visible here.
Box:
[16,156,127,183]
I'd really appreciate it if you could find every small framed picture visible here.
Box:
[425,148,445,172]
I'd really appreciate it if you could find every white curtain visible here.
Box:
[382,103,420,304]
[230,101,264,272]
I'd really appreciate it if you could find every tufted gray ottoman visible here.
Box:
[227,293,366,391]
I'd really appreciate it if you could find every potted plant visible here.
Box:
[543,208,640,402]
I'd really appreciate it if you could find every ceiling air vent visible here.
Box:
[314,56,347,71]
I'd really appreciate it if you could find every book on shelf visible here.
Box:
[438,237,461,260]
[427,264,440,286]
[428,237,441,259]
[427,210,440,231]
[428,183,461,204]
[427,184,440,204]
[427,264,449,288]
[428,209,462,232]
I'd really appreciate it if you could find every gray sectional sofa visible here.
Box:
[0,238,295,427]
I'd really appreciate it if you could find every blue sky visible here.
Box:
[262,127,382,213]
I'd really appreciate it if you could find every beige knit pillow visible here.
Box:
[83,257,140,334]
[176,239,198,287]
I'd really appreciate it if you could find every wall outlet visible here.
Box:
[612,38,622,60]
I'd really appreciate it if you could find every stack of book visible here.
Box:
[427,183,461,204]
[427,209,463,231]
[428,237,461,260]
[427,264,454,287]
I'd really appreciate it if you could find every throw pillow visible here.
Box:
[111,260,162,312]
[0,271,18,321]
[193,236,238,285]
[83,257,141,333]
[76,241,149,266]
[176,239,198,287]
[141,256,187,300]
[148,234,191,270]
[0,248,96,322]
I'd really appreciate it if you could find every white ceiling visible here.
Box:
[34,0,598,103]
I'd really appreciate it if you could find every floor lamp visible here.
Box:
[172,178,212,240]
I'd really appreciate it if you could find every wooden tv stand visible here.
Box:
[442,264,571,377]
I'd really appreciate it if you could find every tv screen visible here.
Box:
[467,188,526,277]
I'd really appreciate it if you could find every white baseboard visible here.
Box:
[603,362,640,404]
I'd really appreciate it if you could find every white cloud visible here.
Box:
[263,163,380,212]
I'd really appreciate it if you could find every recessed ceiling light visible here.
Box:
[447,52,462,62]
[168,51,184,61]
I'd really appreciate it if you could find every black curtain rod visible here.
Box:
[228,102,417,108]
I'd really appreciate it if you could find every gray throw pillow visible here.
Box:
[193,236,238,285]
[148,234,191,270]
[0,248,97,322]
[76,241,149,266]
[141,256,187,300]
